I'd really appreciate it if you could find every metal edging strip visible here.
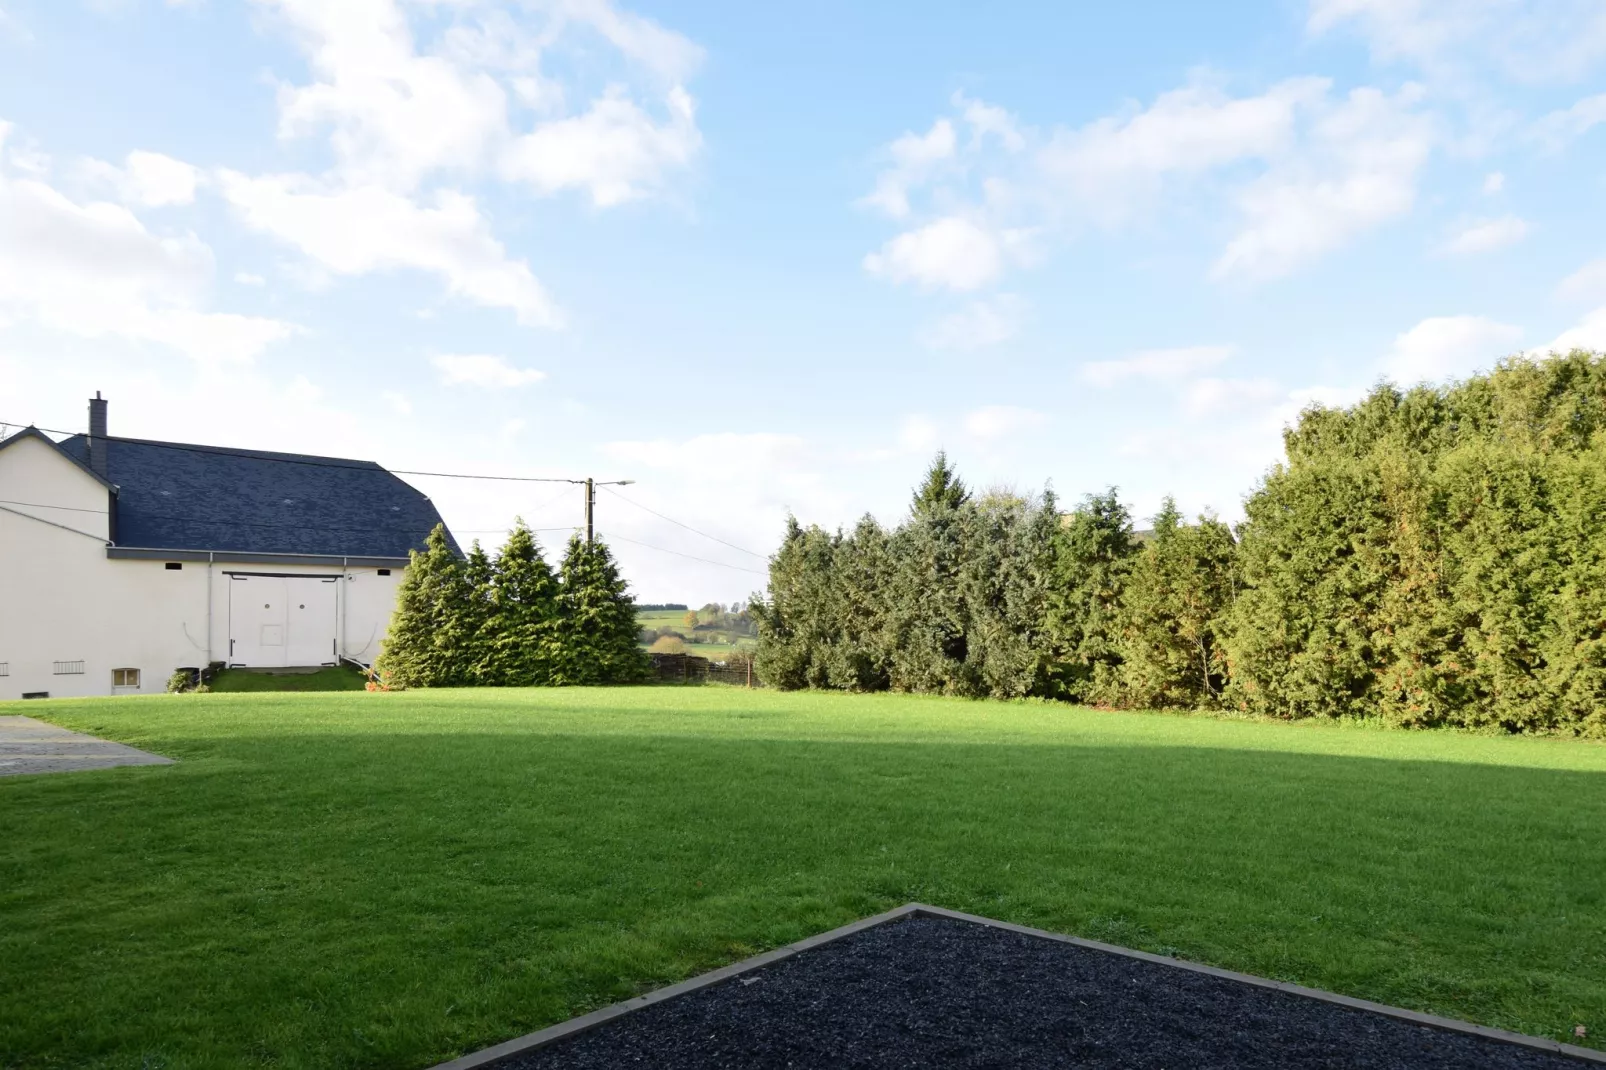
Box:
[429,902,1606,1069]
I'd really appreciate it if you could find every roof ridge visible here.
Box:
[58,432,383,468]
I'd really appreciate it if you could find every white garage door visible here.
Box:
[228,574,339,668]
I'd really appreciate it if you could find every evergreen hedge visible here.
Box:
[751,352,1606,736]
[375,522,647,689]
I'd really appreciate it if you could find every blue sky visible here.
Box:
[2,0,1604,603]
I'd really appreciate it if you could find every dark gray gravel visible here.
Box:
[499,915,1591,1069]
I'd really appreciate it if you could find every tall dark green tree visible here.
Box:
[1117,499,1238,708]
[481,520,559,686]
[457,540,495,682]
[912,450,971,514]
[888,453,974,693]
[375,524,471,688]
[1041,489,1139,703]
[552,535,649,685]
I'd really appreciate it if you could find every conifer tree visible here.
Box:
[482,520,559,686]
[375,524,469,688]
[458,540,495,683]
[890,453,973,693]
[1041,489,1138,702]
[552,534,648,685]
[1117,499,1238,707]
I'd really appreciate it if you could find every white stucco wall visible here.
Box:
[0,434,409,701]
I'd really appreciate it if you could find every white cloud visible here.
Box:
[1081,345,1234,386]
[259,0,704,202]
[1533,308,1606,355]
[501,85,700,206]
[264,0,510,190]
[1212,86,1431,282]
[1309,0,1606,82]
[381,389,412,415]
[863,77,1432,292]
[863,216,1017,291]
[1383,315,1522,385]
[920,294,1026,349]
[956,92,1026,152]
[963,405,1047,440]
[0,135,295,364]
[1559,259,1606,304]
[860,118,957,219]
[234,272,266,286]
[1442,215,1529,255]
[1481,171,1504,194]
[217,171,562,327]
[1535,92,1606,148]
[431,353,546,388]
[84,150,201,207]
[1039,77,1327,224]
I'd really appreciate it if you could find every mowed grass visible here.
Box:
[2,689,1604,1069]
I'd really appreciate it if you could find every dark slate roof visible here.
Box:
[57,434,459,560]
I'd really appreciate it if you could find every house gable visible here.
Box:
[0,428,113,542]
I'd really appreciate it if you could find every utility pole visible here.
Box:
[579,477,633,544]
[585,478,595,544]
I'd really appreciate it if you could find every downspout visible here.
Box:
[206,551,214,664]
[341,556,348,661]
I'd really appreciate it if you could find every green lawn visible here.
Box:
[2,689,1604,1069]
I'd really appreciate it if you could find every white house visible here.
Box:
[0,395,459,700]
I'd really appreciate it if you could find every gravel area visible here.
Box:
[500,914,1590,1070]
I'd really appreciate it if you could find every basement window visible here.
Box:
[112,668,141,688]
[165,562,183,570]
[53,661,85,675]
[377,568,391,576]
[22,692,48,700]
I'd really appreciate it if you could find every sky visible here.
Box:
[1,0,1604,605]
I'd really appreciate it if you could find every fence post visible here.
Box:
[746,657,752,689]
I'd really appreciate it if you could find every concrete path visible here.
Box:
[0,716,174,778]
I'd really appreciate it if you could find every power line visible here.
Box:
[598,531,768,575]
[599,485,767,559]
[0,498,577,539]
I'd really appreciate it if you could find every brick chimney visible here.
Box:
[88,392,108,478]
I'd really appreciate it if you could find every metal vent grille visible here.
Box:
[0,662,8,676]
[52,661,85,675]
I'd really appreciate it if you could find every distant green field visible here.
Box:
[636,607,755,655]
[2,687,1604,1068]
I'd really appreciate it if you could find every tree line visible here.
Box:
[751,351,1606,736]
[376,522,647,688]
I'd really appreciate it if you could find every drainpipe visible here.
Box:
[206,551,214,664]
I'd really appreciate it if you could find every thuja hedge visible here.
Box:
[376,522,647,689]
[751,351,1606,735]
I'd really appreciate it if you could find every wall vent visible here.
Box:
[52,661,85,675]
[0,662,8,676]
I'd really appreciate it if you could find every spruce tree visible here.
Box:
[1041,488,1138,703]
[376,524,470,688]
[552,534,649,685]
[458,540,495,684]
[1117,499,1238,708]
[483,520,560,686]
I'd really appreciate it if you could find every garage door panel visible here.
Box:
[229,574,339,668]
